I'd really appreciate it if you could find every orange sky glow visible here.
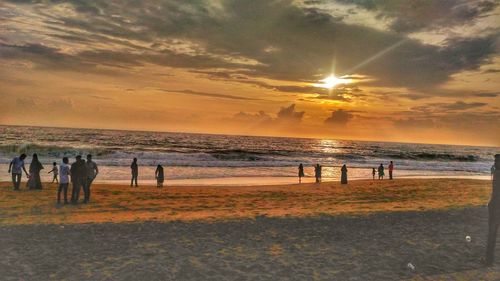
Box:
[0,0,499,146]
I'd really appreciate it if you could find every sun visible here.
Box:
[314,74,351,89]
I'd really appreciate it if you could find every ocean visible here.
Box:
[0,125,497,185]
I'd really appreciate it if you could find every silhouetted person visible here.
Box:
[84,154,99,203]
[8,153,28,190]
[314,164,322,183]
[341,164,348,184]
[70,155,86,204]
[131,158,138,187]
[485,154,500,266]
[49,162,59,183]
[57,157,70,204]
[492,164,496,181]
[372,168,376,180]
[378,164,384,180]
[28,153,44,190]
[389,161,394,180]
[298,163,305,183]
[155,164,164,187]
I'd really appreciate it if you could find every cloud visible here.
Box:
[440,101,487,111]
[159,89,263,101]
[324,109,354,125]
[232,111,273,124]
[2,0,498,92]
[276,104,305,122]
[331,0,499,33]
[474,92,499,98]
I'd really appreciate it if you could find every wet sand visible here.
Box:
[0,179,497,280]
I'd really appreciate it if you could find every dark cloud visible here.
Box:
[2,0,498,92]
[441,101,487,110]
[159,89,263,101]
[324,109,354,125]
[332,0,499,33]
[474,92,499,98]
[411,101,487,113]
[277,104,305,122]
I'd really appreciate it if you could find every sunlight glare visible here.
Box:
[315,74,351,89]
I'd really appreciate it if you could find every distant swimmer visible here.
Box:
[48,162,59,183]
[341,164,348,184]
[389,161,394,180]
[155,164,164,188]
[378,164,384,180]
[8,153,28,190]
[298,163,305,183]
[131,158,138,187]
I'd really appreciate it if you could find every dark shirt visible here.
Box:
[131,162,138,174]
[156,167,164,179]
[70,159,87,181]
[491,169,500,206]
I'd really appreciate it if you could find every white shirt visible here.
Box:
[10,157,24,174]
[59,163,70,184]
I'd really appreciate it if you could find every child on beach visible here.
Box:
[372,168,376,180]
[155,164,164,188]
[48,162,59,183]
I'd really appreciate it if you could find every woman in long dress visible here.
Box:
[28,153,44,189]
[298,163,305,183]
[341,164,348,184]
[378,164,385,180]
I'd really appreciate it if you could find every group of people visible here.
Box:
[298,161,395,184]
[5,151,500,266]
[8,153,99,204]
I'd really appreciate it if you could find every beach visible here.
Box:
[0,178,499,280]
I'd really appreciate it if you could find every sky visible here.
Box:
[0,0,499,146]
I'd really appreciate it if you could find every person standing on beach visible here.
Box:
[485,154,500,266]
[314,164,321,183]
[131,158,138,187]
[378,164,384,180]
[341,164,348,184]
[48,162,59,183]
[388,161,394,180]
[84,154,99,203]
[155,164,164,187]
[298,163,305,183]
[57,157,70,204]
[28,153,44,190]
[372,168,376,180]
[8,153,29,190]
[70,155,86,204]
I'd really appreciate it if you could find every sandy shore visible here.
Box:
[0,178,497,280]
[0,178,491,224]
[1,208,499,280]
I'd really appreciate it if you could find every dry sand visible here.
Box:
[0,178,490,224]
[0,178,498,280]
